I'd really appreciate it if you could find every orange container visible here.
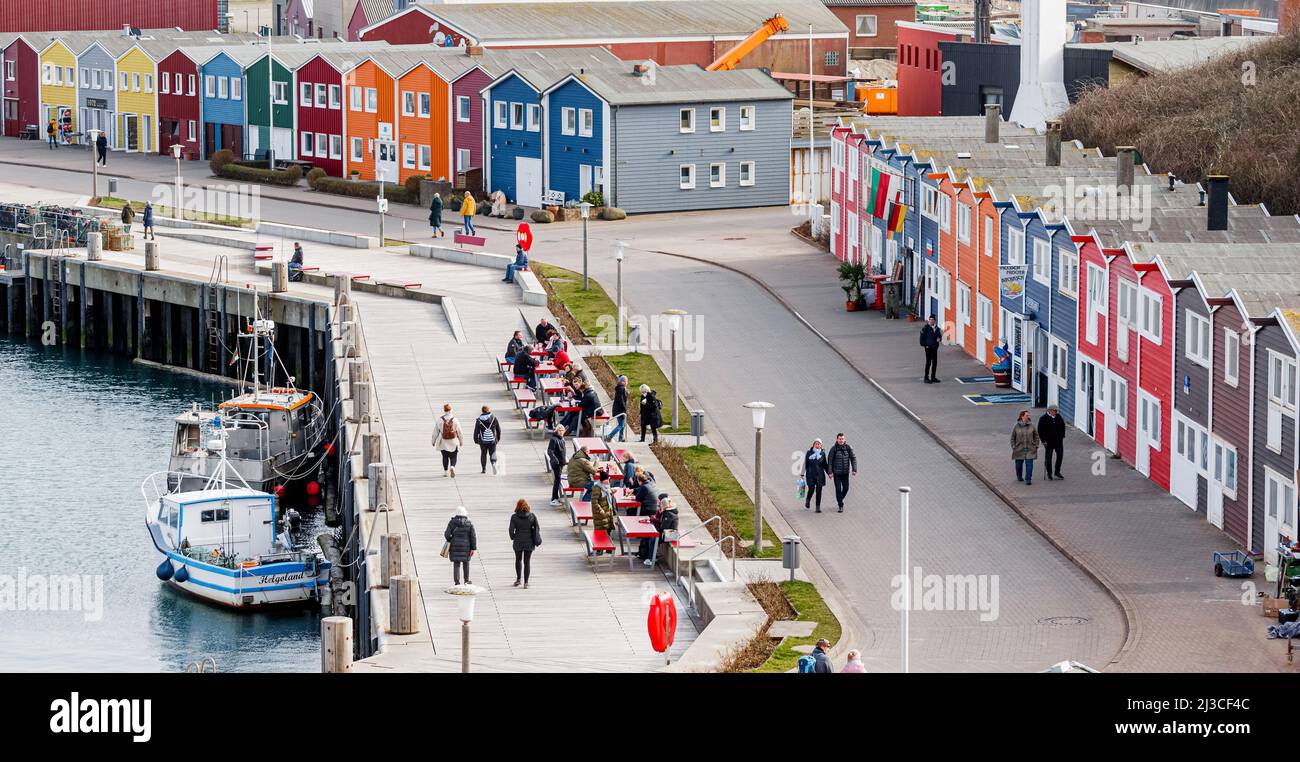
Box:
[862,86,898,115]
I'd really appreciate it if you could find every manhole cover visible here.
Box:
[1039,616,1090,626]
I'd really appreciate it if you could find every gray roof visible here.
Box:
[359,0,396,24]
[560,64,794,106]
[822,0,915,5]
[420,0,847,42]
[1068,36,1267,74]
[480,47,625,89]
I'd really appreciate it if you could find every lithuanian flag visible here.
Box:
[867,168,894,219]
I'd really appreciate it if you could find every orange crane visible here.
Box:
[706,14,790,71]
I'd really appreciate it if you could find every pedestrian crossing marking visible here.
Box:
[963,392,1031,406]
[956,376,995,384]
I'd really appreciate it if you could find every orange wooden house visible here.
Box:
[343,55,398,182]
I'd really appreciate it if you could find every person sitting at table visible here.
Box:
[557,386,582,432]
[644,495,678,566]
[562,363,586,390]
[505,330,526,363]
[535,318,556,346]
[552,344,572,371]
[621,451,638,486]
[566,445,599,501]
[590,471,616,554]
[512,345,538,391]
[545,332,565,355]
[578,382,601,438]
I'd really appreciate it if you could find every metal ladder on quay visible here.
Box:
[205,255,228,373]
[46,230,72,329]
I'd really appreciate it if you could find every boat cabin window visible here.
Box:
[158,505,179,528]
[174,423,202,455]
[200,508,231,523]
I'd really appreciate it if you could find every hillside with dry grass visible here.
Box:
[1061,32,1300,215]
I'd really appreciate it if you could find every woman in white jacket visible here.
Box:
[434,403,465,477]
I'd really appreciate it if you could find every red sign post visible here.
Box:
[516,222,533,252]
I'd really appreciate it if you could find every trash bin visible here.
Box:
[781,535,801,582]
[993,368,1012,388]
[883,280,903,319]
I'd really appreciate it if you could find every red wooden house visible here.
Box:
[293,51,348,177]
[152,45,203,160]
[2,34,42,138]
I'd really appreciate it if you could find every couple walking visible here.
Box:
[433,403,503,477]
[1009,406,1066,485]
[442,500,543,588]
[801,433,857,513]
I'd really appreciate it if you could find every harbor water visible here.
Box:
[0,339,323,672]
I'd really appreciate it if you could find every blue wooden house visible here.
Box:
[199,48,257,159]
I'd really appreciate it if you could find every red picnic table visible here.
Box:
[540,377,567,396]
[617,515,661,570]
[535,362,559,375]
[573,437,609,458]
[612,487,640,510]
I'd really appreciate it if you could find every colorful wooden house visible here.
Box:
[3,34,44,138]
[342,55,398,181]
[1252,308,1300,565]
[151,43,204,160]
[200,48,258,158]
[113,43,161,153]
[38,37,79,139]
[245,51,295,162]
[450,61,491,177]
[287,49,348,177]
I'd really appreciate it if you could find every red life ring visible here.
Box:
[647,593,677,653]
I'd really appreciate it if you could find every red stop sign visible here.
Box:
[516,222,533,252]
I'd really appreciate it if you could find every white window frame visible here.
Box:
[679,163,695,190]
[1268,350,1297,411]
[509,101,524,130]
[1032,238,1051,286]
[1138,287,1162,344]
[402,142,415,169]
[739,161,755,187]
[204,74,215,98]
[314,131,327,159]
[456,95,470,122]
[364,87,377,113]
[1116,278,1138,328]
[710,106,725,132]
[579,108,592,137]
[419,92,431,118]
[739,105,755,130]
[351,136,364,162]
[956,203,971,245]
[856,14,879,36]
[187,120,196,142]
[316,83,328,109]
[977,294,993,340]
[5,61,14,81]
[301,131,314,157]
[1223,329,1240,387]
[300,82,313,106]
[1185,312,1212,368]
[679,108,694,133]
[329,134,342,160]
[216,76,227,99]
[1050,336,1069,390]
[1058,249,1079,299]
[710,162,726,188]
[418,144,431,171]
[144,74,153,93]
[1214,439,1238,499]
[329,84,341,109]
[349,86,362,111]
[401,90,415,117]
[122,72,130,91]
[938,193,952,233]
[1110,373,1129,427]
[456,148,470,171]
[920,184,940,220]
[527,103,540,132]
[187,74,195,95]
[561,106,576,136]
[493,100,507,128]
[1006,226,1025,266]
[1266,467,1298,540]
[133,73,141,92]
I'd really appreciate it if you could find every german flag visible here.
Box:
[886,196,908,234]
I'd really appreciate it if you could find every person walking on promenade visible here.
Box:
[509,499,541,588]
[1011,409,1040,486]
[841,650,867,673]
[504,243,528,283]
[827,433,857,513]
[444,506,476,585]
[459,192,476,235]
[547,425,567,506]
[590,471,616,554]
[1038,405,1066,480]
[811,638,835,673]
[473,405,501,474]
[639,384,662,444]
[47,120,57,149]
[142,201,156,241]
[567,444,598,501]
[605,375,628,443]
[120,201,136,235]
[802,438,830,512]
[920,314,942,383]
[428,192,444,238]
[434,403,464,478]
[95,131,108,166]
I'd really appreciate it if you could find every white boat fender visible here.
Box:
[174,565,190,584]
[156,559,175,581]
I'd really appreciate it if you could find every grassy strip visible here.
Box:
[751,581,842,674]
[669,444,781,558]
[605,352,689,432]
[94,196,251,228]
[533,261,621,342]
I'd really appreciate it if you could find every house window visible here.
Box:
[187,120,196,142]
[121,72,129,91]
[510,102,524,130]
[330,134,342,160]
[710,162,725,188]
[1266,469,1297,539]
[456,96,470,122]
[824,51,840,67]
[1268,351,1297,410]
[579,108,592,137]
[329,84,341,109]
[739,105,755,130]
[1050,337,1069,390]
[205,75,215,97]
[527,103,540,131]
[418,144,431,170]
[679,164,695,190]
[679,108,694,133]
[561,107,576,136]
[351,137,364,161]
[1110,374,1129,426]
[67,67,74,86]
[1059,249,1079,298]
[1140,393,1162,449]
[301,131,314,156]
[5,61,13,80]
[1215,440,1238,497]
[232,78,244,101]
[92,69,101,89]
[217,76,227,99]
[1032,238,1051,285]
[419,93,430,118]
[1006,227,1025,266]
[1139,288,1162,344]
[920,185,940,220]
[173,73,181,93]
[159,72,168,94]
[349,85,361,111]
[856,15,878,36]
[133,73,141,91]
[957,204,971,245]
[937,193,951,232]
[493,100,507,128]
[315,132,327,159]
[710,106,725,132]
[188,74,195,95]
[144,74,153,93]
[300,82,312,106]
[977,295,993,339]
[1116,278,1137,328]
[456,148,470,171]
[739,161,755,186]
[364,87,377,112]
[402,142,415,169]
[316,83,328,108]
[1224,329,1240,386]
[1185,312,1212,368]
[270,81,283,104]
[402,91,415,116]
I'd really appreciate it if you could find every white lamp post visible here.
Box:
[580,201,592,290]
[615,241,625,344]
[899,485,911,674]
[661,309,687,430]
[744,402,774,554]
[446,583,483,673]
[170,142,183,220]
[86,129,100,200]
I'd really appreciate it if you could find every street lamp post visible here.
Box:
[615,241,625,344]
[899,486,911,674]
[661,309,686,430]
[87,129,100,200]
[744,402,774,554]
[447,584,483,673]
[171,143,183,220]
[580,201,592,290]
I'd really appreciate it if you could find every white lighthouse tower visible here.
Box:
[1010,0,1070,130]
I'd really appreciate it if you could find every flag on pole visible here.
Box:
[229,347,240,366]
[887,195,908,234]
[868,168,894,219]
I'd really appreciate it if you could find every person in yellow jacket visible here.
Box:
[459,193,477,235]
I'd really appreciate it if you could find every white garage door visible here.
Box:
[516,157,542,208]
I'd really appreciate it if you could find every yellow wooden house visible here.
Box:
[37,38,78,142]
[114,44,159,153]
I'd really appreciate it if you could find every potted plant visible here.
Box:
[838,261,867,312]
[349,170,360,181]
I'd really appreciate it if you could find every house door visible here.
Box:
[956,284,971,349]
[247,126,260,157]
[933,267,950,334]
[1136,393,1155,477]
[1004,311,1026,392]
[1263,470,1293,565]
[1207,439,1228,530]
[1076,359,1095,435]
[205,123,216,158]
[142,114,152,153]
[579,164,593,198]
[375,140,397,182]
[516,156,542,208]
[1170,414,1199,509]
[123,114,139,152]
[271,127,293,164]
[1103,373,1123,453]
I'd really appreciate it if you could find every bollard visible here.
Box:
[378,535,402,588]
[321,616,353,673]
[333,273,352,305]
[348,357,370,384]
[144,240,160,271]
[352,381,372,423]
[389,575,417,634]
[367,461,389,512]
[362,432,382,473]
[339,320,360,358]
[271,262,288,293]
[86,231,102,261]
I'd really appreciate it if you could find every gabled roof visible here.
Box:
[480,47,625,92]
[545,64,794,107]
[359,0,395,25]
[1068,36,1267,75]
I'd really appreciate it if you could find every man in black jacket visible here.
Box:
[505,330,526,362]
[1037,405,1066,480]
[547,425,568,505]
[827,433,857,513]
[578,383,600,438]
[535,318,556,346]
[605,375,628,442]
[512,345,538,391]
[920,314,943,383]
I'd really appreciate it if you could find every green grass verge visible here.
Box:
[676,445,781,558]
[533,261,622,342]
[751,581,843,673]
[605,352,690,433]
[94,196,252,227]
